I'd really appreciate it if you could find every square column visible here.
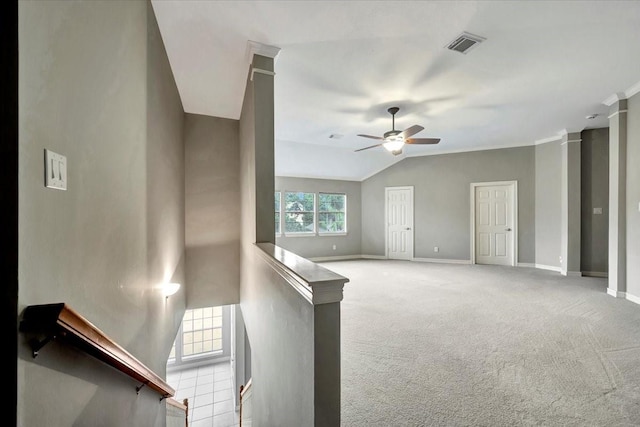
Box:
[560,132,582,276]
[608,99,627,297]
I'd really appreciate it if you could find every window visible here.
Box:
[318,193,346,234]
[275,190,348,236]
[284,191,315,234]
[168,306,229,368]
[275,191,281,235]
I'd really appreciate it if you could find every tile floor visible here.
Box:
[167,362,240,427]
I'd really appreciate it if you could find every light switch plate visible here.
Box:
[44,149,67,190]
[593,207,603,215]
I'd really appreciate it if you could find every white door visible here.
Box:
[474,183,515,266]
[386,187,414,260]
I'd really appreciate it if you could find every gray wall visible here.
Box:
[242,248,315,426]
[275,176,362,259]
[185,113,240,307]
[627,93,640,298]
[240,55,317,425]
[535,140,562,268]
[361,147,536,263]
[581,128,609,274]
[19,1,185,426]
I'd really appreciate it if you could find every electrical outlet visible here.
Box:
[559,256,563,264]
[593,207,603,215]
[434,246,439,252]
[44,149,67,190]
[332,244,336,250]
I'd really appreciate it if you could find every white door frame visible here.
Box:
[470,181,518,266]
[385,186,414,260]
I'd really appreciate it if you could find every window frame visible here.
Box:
[275,191,282,237]
[167,305,231,371]
[282,191,317,236]
[275,190,348,237]
[317,192,347,236]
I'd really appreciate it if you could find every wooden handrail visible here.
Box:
[239,378,252,427]
[19,302,175,399]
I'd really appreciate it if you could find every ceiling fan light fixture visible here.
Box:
[383,139,405,152]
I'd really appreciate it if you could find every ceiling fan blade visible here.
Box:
[357,134,384,140]
[405,137,441,145]
[400,125,424,139]
[355,143,383,152]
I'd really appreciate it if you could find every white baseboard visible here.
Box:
[607,288,625,298]
[606,289,640,305]
[535,264,562,273]
[582,271,608,278]
[412,257,471,265]
[626,292,640,305]
[308,255,363,262]
[517,262,535,268]
[566,271,582,277]
[361,254,387,260]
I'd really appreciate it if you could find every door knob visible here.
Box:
[405,227,411,230]
[505,228,512,231]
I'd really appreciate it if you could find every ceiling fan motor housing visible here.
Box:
[384,129,402,140]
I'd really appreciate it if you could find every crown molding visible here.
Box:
[602,79,640,106]
[625,80,640,99]
[246,40,281,64]
[603,92,626,106]
[534,135,562,145]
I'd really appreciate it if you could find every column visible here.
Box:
[560,131,582,276]
[608,99,627,297]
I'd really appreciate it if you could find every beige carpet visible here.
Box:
[321,260,640,427]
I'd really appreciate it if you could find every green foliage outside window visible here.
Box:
[318,193,346,233]
[285,192,315,233]
[275,191,281,234]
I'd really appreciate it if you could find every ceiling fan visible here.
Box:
[355,107,440,155]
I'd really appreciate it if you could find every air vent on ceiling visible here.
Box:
[446,32,486,54]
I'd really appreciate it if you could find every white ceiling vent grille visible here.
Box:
[446,32,486,54]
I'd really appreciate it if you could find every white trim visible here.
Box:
[470,181,518,267]
[517,262,535,268]
[626,80,640,99]
[608,109,628,119]
[535,264,562,273]
[626,292,640,305]
[412,257,471,265]
[308,255,362,262]
[246,40,281,64]
[582,271,608,278]
[385,186,415,260]
[534,135,562,145]
[603,92,626,106]
[607,288,625,298]
[566,271,582,277]
[250,68,276,81]
[361,254,387,260]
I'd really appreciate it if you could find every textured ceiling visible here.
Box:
[151,0,640,180]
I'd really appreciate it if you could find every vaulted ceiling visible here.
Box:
[151,0,640,181]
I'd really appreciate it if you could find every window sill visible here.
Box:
[278,232,348,238]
